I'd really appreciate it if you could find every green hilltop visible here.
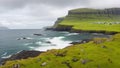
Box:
[0,8,120,68]
[54,8,120,33]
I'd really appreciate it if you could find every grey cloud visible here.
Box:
[0,0,88,9]
[0,0,120,29]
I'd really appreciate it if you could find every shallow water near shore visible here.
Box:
[0,29,111,61]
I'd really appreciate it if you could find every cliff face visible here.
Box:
[68,8,120,15]
[53,8,120,33]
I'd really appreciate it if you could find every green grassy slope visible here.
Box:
[1,8,120,68]
[55,8,120,32]
[0,34,120,68]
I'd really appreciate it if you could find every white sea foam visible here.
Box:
[26,37,33,40]
[35,41,51,46]
[60,31,69,34]
[35,41,42,45]
[1,52,7,56]
[24,43,33,46]
[1,55,11,59]
[65,33,79,36]
[34,36,72,51]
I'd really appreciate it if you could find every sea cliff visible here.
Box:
[53,8,120,33]
[0,8,120,68]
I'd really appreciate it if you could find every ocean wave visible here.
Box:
[1,55,11,59]
[1,52,7,56]
[60,31,69,34]
[34,36,72,51]
[65,33,79,36]
[35,41,51,46]
[24,43,33,46]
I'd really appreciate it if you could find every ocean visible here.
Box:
[0,29,111,61]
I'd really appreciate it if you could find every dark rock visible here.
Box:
[45,27,54,30]
[23,37,27,39]
[70,39,91,45]
[17,37,32,40]
[9,50,43,60]
[80,59,93,64]
[70,41,82,44]
[33,34,43,36]
[81,59,88,64]
[12,64,20,68]
[72,58,79,62]
[45,41,51,44]
[1,50,44,65]
[53,25,73,31]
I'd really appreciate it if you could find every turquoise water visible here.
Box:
[0,29,111,60]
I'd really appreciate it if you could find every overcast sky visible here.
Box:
[0,0,120,29]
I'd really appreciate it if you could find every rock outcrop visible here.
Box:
[68,8,120,15]
[0,50,44,65]
[52,8,120,34]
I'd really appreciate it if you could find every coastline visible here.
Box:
[0,29,112,66]
[0,8,120,68]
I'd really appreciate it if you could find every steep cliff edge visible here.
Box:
[0,8,120,68]
[53,8,120,33]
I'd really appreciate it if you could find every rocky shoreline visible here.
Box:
[45,25,118,35]
[0,50,44,65]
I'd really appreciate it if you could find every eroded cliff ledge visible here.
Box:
[52,8,120,34]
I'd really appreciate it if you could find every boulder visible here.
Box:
[12,64,20,68]
[41,62,47,66]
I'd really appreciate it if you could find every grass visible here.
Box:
[58,14,120,32]
[55,8,120,32]
[0,34,120,68]
[1,8,120,68]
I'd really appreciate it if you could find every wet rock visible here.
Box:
[45,41,51,44]
[41,62,47,66]
[70,41,82,44]
[17,37,32,40]
[33,34,43,36]
[9,50,43,60]
[12,64,20,68]
[23,37,27,39]
[70,39,91,45]
[1,50,44,65]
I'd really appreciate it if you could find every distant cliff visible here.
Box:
[0,26,9,30]
[68,8,120,15]
[53,8,120,33]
